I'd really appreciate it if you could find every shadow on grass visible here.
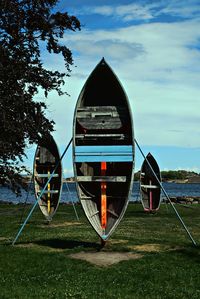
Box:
[126,210,164,218]
[34,238,101,251]
[174,245,200,263]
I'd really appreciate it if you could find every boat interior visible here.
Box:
[73,60,134,237]
[34,145,61,211]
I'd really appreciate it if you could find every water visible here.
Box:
[0,182,200,204]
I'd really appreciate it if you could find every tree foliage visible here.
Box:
[134,170,200,182]
[0,0,81,194]
[161,170,199,181]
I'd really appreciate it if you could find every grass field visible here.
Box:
[0,202,200,299]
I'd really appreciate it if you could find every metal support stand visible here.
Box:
[12,138,72,245]
[65,182,79,221]
[134,138,197,247]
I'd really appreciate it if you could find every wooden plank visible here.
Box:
[47,170,51,213]
[89,210,99,218]
[77,118,123,130]
[77,106,127,113]
[74,145,133,162]
[75,155,133,162]
[141,184,159,189]
[76,176,127,182]
[35,174,59,178]
[101,162,107,230]
[38,190,59,194]
[76,106,128,130]
[75,133,126,139]
[107,209,119,218]
[75,145,133,153]
[39,147,55,163]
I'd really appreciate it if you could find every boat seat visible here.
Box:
[81,195,125,200]
[38,190,59,194]
[76,106,128,130]
[35,173,59,178]
[76,176,127,182]
[141,184,159,189]
[74,145,133,162]
[39,204,57,207]
[75,133,127,140]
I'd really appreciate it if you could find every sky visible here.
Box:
[25,0,200,177]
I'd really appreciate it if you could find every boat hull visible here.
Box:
[33,135,62,221]
[140,153,161,212]
[73,58,135,240]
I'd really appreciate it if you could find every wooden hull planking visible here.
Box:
[73,58,135,240]
[33,135,62,221]
[140,153,161,212]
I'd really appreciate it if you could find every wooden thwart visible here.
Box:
[76,133,126,139]
[141,184,159,189]
[77,176,126,182]
[75,145,133,163]
[38,190,59,194]
[35,173,59,178]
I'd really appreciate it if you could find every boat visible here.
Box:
[33,135,62,221]
[140,152,161,212]
[73,58,135,241]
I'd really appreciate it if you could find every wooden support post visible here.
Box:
[149,179,152,211]
[47,170,51,214]
[101,162,107,233]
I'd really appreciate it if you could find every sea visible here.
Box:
[0,182,200,204]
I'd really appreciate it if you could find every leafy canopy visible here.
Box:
[0,0,81,193]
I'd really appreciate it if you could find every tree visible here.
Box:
[0,0,81,194]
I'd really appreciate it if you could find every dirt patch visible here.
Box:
[128,243,181,253]
[16,242,36,249]
[69,251,143,267]
[110,239,129,245]
[0,237,8,241]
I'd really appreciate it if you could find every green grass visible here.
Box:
[1,203,200,299]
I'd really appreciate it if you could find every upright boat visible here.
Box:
[33,135,62,221]
[73,58,135,241]
[140,152,161,212]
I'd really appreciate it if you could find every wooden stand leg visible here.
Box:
[101,162,107,233]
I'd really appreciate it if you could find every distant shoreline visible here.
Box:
[64,178,200,184]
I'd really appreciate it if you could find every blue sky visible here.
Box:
[25,0,200,176]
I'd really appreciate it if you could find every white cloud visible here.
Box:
[69,39,145,61]
[92,5,113,16]
[65,19,200,84]
[160,0,200,18]
[76,0,200,22]
[28,6,200,177]
[91,3,154,21]
[115,3,154,21]
[59,18,200,149]
[78,3,154,21]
